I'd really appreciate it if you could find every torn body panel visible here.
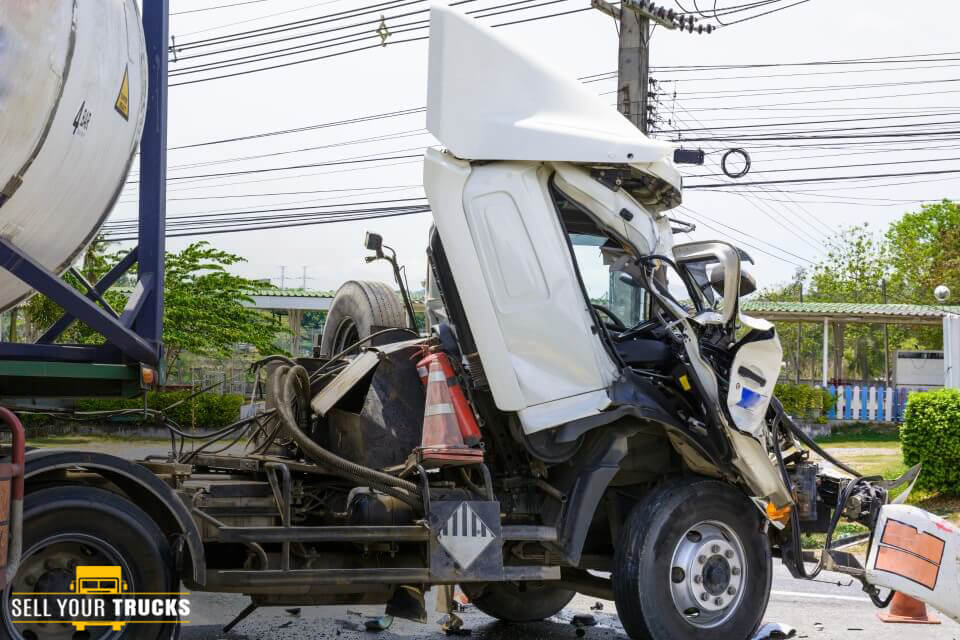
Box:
[866,505,960,622]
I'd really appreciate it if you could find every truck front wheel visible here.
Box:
[2,486,175,640]
[460,581,575,623]
[613,477,771,640]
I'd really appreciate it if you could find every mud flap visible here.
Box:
[865,504,960,622]
[429,501,504,583]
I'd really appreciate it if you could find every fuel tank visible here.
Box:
[0,0,147,311]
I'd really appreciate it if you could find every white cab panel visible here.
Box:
[424,150,619,433]
[866,504,960,623]
[426,5,674,167]
[552,163,662,256]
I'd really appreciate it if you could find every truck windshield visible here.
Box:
[569,233,647,327]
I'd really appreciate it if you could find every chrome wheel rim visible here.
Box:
[3,534,134,640]
[668,520,746,629]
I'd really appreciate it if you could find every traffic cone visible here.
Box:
[878,592,941,624]
[418,357,483,467]
[416,353,484,447]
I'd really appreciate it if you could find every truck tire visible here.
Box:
[613,477,771,640]
[320,280,409,357]
[460,581,575,622]
[2,486,175,640]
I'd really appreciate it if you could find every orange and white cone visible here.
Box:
[419,358,483,467]
[878,592,941,624]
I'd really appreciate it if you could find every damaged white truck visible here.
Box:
[2,6,959,640]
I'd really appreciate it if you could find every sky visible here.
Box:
[109,0,960,296]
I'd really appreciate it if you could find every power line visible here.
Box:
[672,104,835,243]
[125,152,425,185]
[169,107,426,150]
[715,0,811,27]
[168,3,599,86]
[686,168,960,189]
[171,0,269,16]
[118,184,423,206]
[667,111,960,133]
[173,0,424,49]
[104,208,432,241]
[663,76,960,99]
[178,0,355,38]
[106,197,430,227]
[129,129,428,176]
[675,206,810,267]
[685,155,960,178]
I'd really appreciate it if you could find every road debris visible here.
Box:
[752,622,797,639]
[365,615,395,632]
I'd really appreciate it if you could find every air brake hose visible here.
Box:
[770,397,862,478]
[272,364,423,510]
[770,398,877,581]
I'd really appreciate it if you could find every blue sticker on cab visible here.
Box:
[737,387,764,410]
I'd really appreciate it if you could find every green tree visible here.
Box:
[161,242,282,371]
[23,240,283,371]
[808,224,889,304]
[758,224,930,384]
[886,199,960,305]
[22,239,126,344]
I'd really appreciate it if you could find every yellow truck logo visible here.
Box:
[69,566,127,595]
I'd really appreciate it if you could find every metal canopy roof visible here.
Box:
[742,301,960,325]
[243,288,334,312]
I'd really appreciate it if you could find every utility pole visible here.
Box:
[591,0,712,134]
[302,266,308,290]
[619,6,649,132]
[280,265,286,289]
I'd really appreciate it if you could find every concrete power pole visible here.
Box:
[591,0,713,134]
[618,7,650,132]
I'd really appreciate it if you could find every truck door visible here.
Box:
[424,149,620,435]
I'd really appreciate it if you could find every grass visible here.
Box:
[814,433,900,449]
[799,440,960,547]
[813,422,900,446]
[27,433,170,447]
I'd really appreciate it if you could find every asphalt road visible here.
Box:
[36,440,959,639]
[175,565,960,640]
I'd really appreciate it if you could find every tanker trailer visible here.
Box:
[0,0,147,312]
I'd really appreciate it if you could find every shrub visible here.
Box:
[75,391,245,430]
[901,388,960,493]
[774,382,833,420]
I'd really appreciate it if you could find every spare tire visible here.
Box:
[320,280,411,357]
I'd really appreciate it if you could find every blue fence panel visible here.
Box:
[843,386,853,419]
[826,384,837,419]
[877,387,885,421]
[859,387,868,420]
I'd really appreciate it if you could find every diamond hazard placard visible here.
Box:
[437,502,496,569]
[429,501,503,582]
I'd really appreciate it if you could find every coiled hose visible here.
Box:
[269,363,423,511]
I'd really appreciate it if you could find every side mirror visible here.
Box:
[364,232,384,257]
[709,266,757,297]
[674,241,742,326]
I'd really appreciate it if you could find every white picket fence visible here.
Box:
[821,384,930,422]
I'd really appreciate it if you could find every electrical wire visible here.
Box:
[686,168,960,189]
[171,0,269,16]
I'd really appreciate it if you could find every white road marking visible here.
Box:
[771,590,869,603]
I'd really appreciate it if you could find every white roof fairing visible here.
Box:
[426,4,676,167]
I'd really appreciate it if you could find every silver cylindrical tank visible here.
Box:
[0,0,147,312]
